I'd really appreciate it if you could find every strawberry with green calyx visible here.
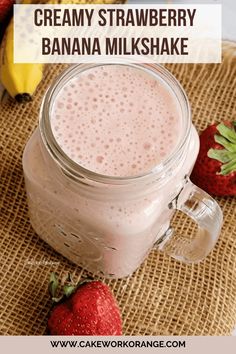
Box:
[47,273,122,335]
[191,121,236,196]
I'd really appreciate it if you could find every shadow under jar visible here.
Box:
[22,63,223,278]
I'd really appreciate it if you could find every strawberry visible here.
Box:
[0,0,14,23]
[191,121,236,196]
[47,273,122,335]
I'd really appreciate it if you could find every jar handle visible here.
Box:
[157,176,223,263]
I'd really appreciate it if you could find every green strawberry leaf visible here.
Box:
[48,273,95,303]
[214,134,236,152]
[208,148,236,163]
[48,272,59,298]
[63,285,76,298]
[217,123,236,144]
[208,122,236,175]
[220,157,236,175]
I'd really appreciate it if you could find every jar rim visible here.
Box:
[39,62,191,185]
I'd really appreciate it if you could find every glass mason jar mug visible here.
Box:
[22,63,223,278]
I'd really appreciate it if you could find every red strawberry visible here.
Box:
[47,273,122,335]
[191,121,236,196]
[0,0,14,23]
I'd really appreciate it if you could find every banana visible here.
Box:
[0,0,126,102]
[0,18,44,102]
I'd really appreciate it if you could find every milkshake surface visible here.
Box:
[51,64,182,177]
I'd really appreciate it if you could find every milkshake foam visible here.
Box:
[51,64,182,176]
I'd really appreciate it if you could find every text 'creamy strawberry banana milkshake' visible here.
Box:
[23,64,223,278]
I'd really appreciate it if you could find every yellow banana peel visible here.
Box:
[0,18,44,102]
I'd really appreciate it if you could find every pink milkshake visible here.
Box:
[51,65,182,177]
[23,63,222,278]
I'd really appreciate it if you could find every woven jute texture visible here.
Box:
[0,43,236,336]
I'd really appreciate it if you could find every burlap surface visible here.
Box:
[0,43,236,336]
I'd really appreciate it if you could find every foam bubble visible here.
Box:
[96,156,104,163]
